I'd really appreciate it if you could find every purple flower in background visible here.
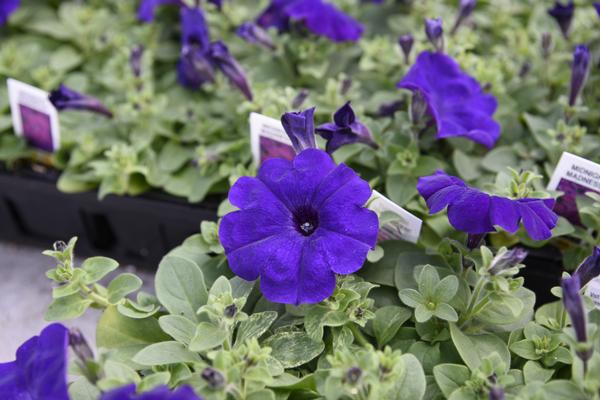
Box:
[219,148,379,304]
[397,51,500,148]
[49,84,113,118]
[316,102,377,154]
[100,383,202,400]
[237,22,276,50]
[398,34,414,64]
[377,99,404,118]
[256,0,363,42]
[0,0,19,26]
[573,247,600,287]
[488,387,505,400]
[541,32,553,59]
[130,45,144,77]
[568,44,590,107]
[207,41,253,101]
[281,107,317,153]
[137,0,183,22]
[208,0,222,10]
[488,248,528,275]
[595,3,600,18]
[561,275,592,365]
[451,0,476,34]
[0,324,69,400]
[548,1,574,39]
[177,7,215,89]
[424,18,444,52]
[417,170,558,241]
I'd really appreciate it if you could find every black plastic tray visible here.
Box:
[0,169,218,268]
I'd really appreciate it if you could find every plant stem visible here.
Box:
[459,276,487,327]
[349,324,371,348]
[79,284,110,308]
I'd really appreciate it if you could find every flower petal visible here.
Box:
[490,196,520,234]
[416,170,466,201]
[319,204,379,251]
[285,0,363,42]
[518,200,558,240]
[316,226,374,274]
[312,163,372,209]
[447,189,494,233]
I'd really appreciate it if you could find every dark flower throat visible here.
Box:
[293,206,319,236]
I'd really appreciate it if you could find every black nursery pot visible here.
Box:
[0,166,218,268]
[520,245,564,306]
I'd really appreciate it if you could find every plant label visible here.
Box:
[249,112,295,165]
[7,78,60,152]
[369,190,422,243]
[547,152,600,225]
[586,277,600,310]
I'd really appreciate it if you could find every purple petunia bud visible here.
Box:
[489,387,505,400]
[130,45,144,78]
[561,276,592,364]
[69,328,94,362]
[398,34,414,64]
[548,1,574,39]
[177,44,215,90]
[208,41,253,101]
[316,102,377,154]
[488,248,528,275]
[568,44,590,107]
[451,0,477,35]
[573,247,600,288]
[410,90,429,125]
[236,22,276,50]
[281,107,317,153]
[541,32,553,59]
[377,99,405,118]
[49,84,113,118]
[292,88,309,109]
[424,17,444,52]
[201,367,226,389]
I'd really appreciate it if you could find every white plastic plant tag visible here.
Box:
[249,112,295,165]
[368,190,422,243]
[586,277,600,309]
[7,78,60,152]
[547,152,600,223]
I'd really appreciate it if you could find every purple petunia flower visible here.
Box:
[398,34,414,65]
[177,7,215,90]
[548,1,574,39]
[424,17,444,52]
[137,0,183,22]
[573,247,600,287]
[0,0,19,26]
[219,148,379,305]
[256,0,363,42]
[397,51,500,148]
[237,22,276,50]
[207,41,253,101]
[100,383,202,400]
[0,324,69,400]
[130,45,144,78]
[281,107,316,153]
[417,170,558,241]
[595,2,600,18]
[569,44,590,107]
[49,84,113,118]
[315,102,377,154]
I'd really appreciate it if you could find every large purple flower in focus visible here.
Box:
[0,324,69,400]
[397,51,500,148]
[417,170,558,241]
[0,0,19,26]
[101,383,202,400]
[219,149,379,304]
[256,0,363,42]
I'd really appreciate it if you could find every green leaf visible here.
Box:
[45,293,93,321]
[68,378,101,400]
[449,324,510,371]
[434,276,459,303]
[433,303,458,322]
[155,256,208,322]
[188,322,227,352]
[386,175,418,205]
[138,372,171,392]
[107,273,143,304]
[49,45,83,72]
[453,150,481,181]
[133,341,201,366]
[264,331,325,368]
[96,306,170,364]
[418,265,439,297]
[523,361,554,384]
[81,257,119,284]
[481,146,518,173]
[269,373,316,390]
[396,353,426,400]
[510,339,540,360]
[52,269,84,298]
[158,315,197,346]
[433,364,470,398]
[373,306,411,347]
[542,380,588,399]
[236,311,278,346]
[414,304,434,323]
[247,389,276,400]
[399,289,424,308]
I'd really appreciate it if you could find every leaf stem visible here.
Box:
[348,323,371,348]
